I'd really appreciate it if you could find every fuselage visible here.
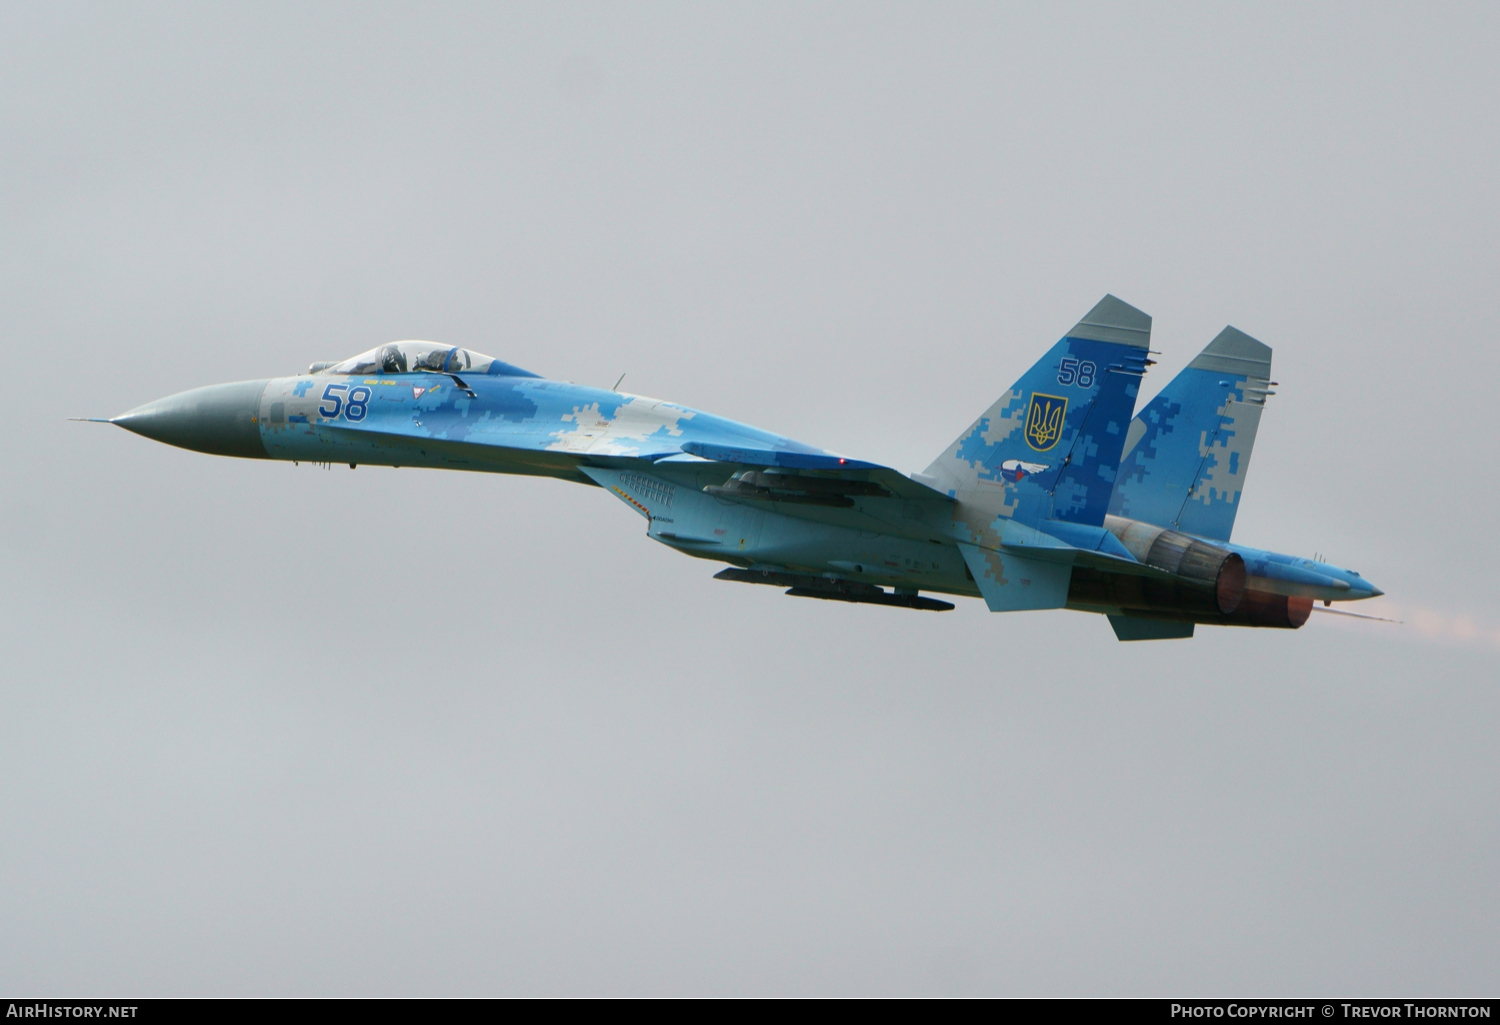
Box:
[111,362,1380,619]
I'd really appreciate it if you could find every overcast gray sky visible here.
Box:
[2,1,1497,996]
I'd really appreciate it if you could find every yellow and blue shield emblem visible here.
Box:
[1024,392,1067,451]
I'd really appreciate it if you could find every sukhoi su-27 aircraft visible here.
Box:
[90,295,1383,640]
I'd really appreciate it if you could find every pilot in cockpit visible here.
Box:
[316,341,534,379]
[411,347,450,373]
[379,345,409,374]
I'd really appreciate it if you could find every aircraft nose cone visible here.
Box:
[113,380,270,459]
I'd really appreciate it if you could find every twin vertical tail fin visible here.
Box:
[922,295,1153,533]
[922,295,1152,614]
[1107,326,1273,542]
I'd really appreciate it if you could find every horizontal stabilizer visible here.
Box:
[957,543,1072,612]
[1108,615,1195,641]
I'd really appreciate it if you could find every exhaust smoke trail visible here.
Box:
[1316,600,1500,651]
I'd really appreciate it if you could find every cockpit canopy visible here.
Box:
[317,341,538,378]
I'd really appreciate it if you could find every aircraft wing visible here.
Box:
[642,441,956,544]
[674,441,955,502]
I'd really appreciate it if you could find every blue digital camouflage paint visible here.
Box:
[96,298,1382,641]
[1109,326,1273,542]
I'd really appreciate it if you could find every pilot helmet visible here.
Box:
[379,345,408,374]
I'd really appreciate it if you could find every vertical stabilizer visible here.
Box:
[923,296,1152,569]
[1108,326,1272,542]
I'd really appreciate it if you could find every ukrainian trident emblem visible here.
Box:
[1024,393,1067,451]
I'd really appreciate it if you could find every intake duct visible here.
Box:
[1068,516,1248,616]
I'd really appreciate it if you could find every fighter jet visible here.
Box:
[91,295,1382,639]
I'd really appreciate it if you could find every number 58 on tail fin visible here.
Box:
[921,294,1153,538]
